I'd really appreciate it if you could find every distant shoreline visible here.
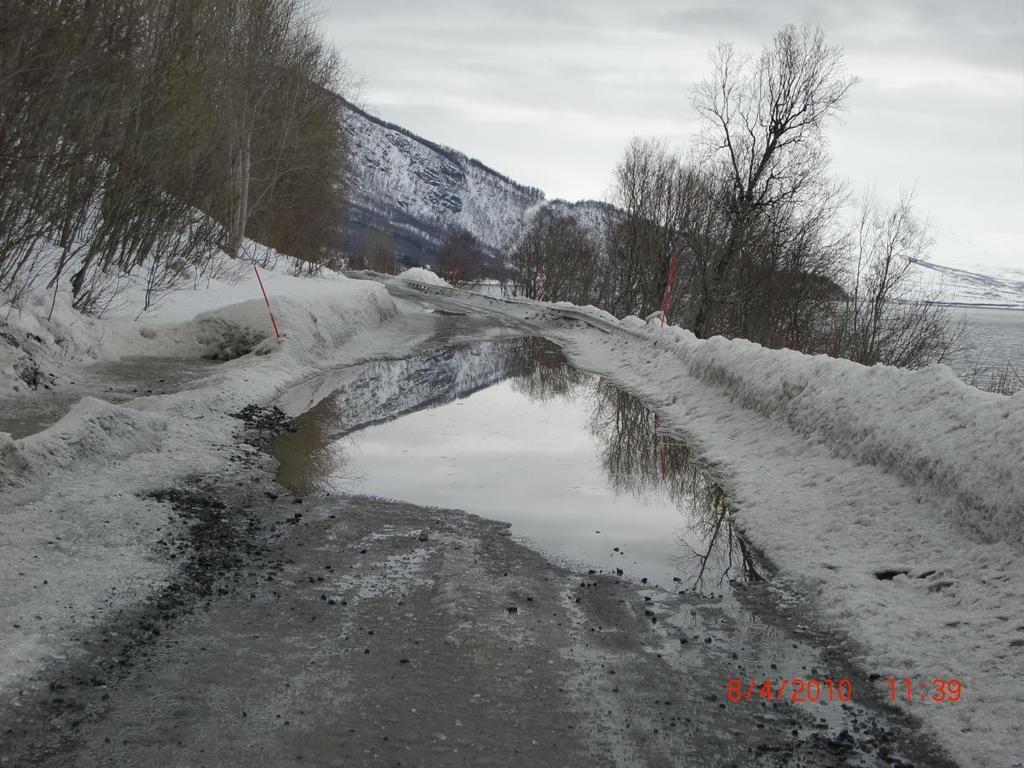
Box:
[937,302,1024,311]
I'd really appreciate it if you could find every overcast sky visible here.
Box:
[319,0,1023,274]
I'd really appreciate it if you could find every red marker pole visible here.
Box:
[660,249,682,327]
[253,266,282,340]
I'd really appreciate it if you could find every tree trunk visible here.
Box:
[692,217,746,338]
[228,129,252,259]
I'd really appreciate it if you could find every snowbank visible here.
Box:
[0,289,116,397]
[391,267,450,288]
[630,318,1024,547]
[178,284,396,362]
[545,305,1024,547]
[2,271,398,487]
[1,257,402,694]
[0,248,363,396]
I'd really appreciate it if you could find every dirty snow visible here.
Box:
[0,255,410,695]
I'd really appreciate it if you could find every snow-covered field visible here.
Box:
[956,305,1024,381]
[3,264,1023,766]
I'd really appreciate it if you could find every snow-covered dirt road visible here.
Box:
[2,331,951,767]
[2,266,1021,766]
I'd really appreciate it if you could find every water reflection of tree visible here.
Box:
[498,340,762,588]
[272,337,563,496]
[505,337,590,401]
[270,396,351,496]
[586,381,763,588]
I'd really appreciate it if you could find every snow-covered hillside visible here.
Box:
[342,100,608,265]
[911,258,1024,307]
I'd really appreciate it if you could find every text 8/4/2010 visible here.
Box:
[725,678,853,704]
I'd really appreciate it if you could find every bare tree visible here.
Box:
[0,0,352,313]
[510,210,598,303]
[689,24,856,337]
[437,228,480,286]
[835,189,964,368]
[604,138,688,317]
[362,227,397,273]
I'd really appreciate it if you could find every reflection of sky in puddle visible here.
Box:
[273,339,762,591]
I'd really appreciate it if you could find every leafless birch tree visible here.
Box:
[689,24,856,337]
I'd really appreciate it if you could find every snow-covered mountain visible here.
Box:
[910,259,1024,308]
[341,100,610,266]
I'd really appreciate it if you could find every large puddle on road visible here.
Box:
[271,337,762,591]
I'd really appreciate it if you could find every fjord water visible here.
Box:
[957,305,1024,373]
[272,338,760,590]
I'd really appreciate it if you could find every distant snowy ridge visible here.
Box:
[910,258,1024,307]
[341,99,608,264]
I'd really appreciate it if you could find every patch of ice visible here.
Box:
[331,547,434,601]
